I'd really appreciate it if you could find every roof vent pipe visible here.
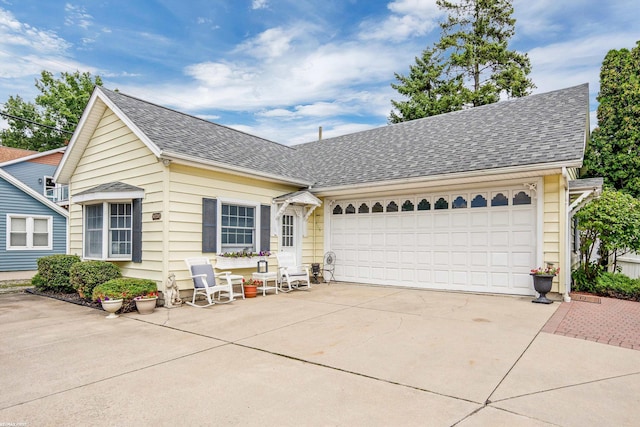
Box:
[318,126,322,141]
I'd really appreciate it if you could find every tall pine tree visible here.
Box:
[390,0,534,123]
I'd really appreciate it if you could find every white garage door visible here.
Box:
[329,185,537,295]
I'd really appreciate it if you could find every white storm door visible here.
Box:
[280,212,301,265]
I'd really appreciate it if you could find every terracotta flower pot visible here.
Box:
[244,285,257,298]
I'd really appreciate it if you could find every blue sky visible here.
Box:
[0,0,638,145]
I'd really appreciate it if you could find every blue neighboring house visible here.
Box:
[0,147,68,272]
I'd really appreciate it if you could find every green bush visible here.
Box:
[92,278,157,313]
[31,273,45,288]
[572,264,600,293]
[70,261,121,300]
[35,254,82,292]
[594,272,640,301]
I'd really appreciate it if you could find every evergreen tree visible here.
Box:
[583,41,640,198]
[390,48,464,123]
[390,0,534,122]
[0,70,102,151]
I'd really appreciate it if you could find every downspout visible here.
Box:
[562,167,572,302]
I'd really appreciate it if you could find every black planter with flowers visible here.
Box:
[530,264,559,304]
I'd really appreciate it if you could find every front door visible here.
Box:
[280,211,301,265]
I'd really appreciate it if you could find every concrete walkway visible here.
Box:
[1,284,639,426]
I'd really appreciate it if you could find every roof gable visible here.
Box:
[0,169,69,218]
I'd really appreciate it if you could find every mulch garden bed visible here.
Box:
[25,288,137,313]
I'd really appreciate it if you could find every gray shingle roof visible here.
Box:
[75,181,144,196]
[99,84,588,191]
[294,84,589,188]
[99,88,313,183]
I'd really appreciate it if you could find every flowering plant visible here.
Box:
[218,250,271,258]
[530,265,560,276]
[134,290,158,300]
[93,291,128,303]
[242,278,261,287]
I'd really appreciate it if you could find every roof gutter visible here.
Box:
[311,160,583,197]
[159,152,313,187]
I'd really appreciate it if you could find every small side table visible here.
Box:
[252,272,278,296]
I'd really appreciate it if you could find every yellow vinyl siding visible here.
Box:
[168,163,301,289]
[68,108,165,284]
[303,201,325,266]
[543,175,564,293]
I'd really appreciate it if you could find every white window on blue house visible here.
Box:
[84,202,132,260]
[6,215,52,250]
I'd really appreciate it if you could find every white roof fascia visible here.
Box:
[162,152,313,187]
[54,89,105,184]
[0,169,69,218]
[312,161,582,197]
[55,87,162,184]
[0,147,66,167]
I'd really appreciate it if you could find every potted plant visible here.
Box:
[134,290,159,315]
[92,285,128,319]
[530,264,560,304]
[92,278,158,316]
[242,278,259,298]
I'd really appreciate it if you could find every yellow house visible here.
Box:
[54,84,590,301]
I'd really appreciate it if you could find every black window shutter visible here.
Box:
[260,204,271,252]
[202,198,217,253]
[132,198,143,263]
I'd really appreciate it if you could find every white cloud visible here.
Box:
[252,0,268,10]
[0,8,70,56]
[527,33,638,96]
[64,3,93,30]
[236,27,298,60]
[229,119,378,146]
[359,0,441,42]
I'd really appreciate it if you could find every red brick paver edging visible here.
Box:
[542,296,640,350]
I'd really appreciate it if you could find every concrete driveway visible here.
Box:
[1,283,639,426]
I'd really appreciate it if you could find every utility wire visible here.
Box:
[0,110,75,134]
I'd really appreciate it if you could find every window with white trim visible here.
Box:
[84,202,132,260]
[6,215,52,250]
[221,203,256,253]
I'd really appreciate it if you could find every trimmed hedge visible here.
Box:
[34,255,82,292]
[70,261,121,300]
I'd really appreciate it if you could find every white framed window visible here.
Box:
[220,201,257,253]
[282,214,294,247]
[83,202,132,260]
[6,215,52,250]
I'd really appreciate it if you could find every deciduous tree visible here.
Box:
[0,70,102,151]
